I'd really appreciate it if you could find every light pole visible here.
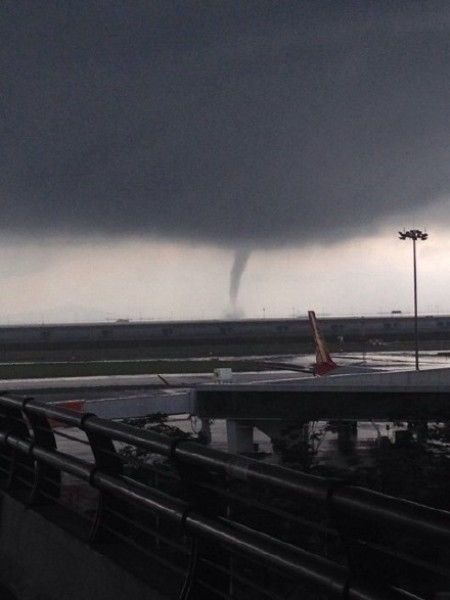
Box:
[398,229,428,370]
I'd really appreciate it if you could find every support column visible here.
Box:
[253,420,310,463]
[226,420,254,454]
[198,419,212,445]
[336,421,358,454]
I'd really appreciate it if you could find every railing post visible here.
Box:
[170,439,229,599]
[0,401,35,494]
[80,414,125,543]
[327,480,426,599]
[22,397,61,505]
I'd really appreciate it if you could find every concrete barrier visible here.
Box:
[0,494,167,600]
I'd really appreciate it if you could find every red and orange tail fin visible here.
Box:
[308,311,337,376]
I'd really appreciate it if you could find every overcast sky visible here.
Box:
[1,2,450,323]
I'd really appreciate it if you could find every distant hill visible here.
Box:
[1,304,109,325]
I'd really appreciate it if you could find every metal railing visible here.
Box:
[0,394,449,600]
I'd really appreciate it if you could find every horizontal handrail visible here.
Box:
[0,394,447,600]
[19,396,450,544]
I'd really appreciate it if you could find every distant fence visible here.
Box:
[0,395,449,600]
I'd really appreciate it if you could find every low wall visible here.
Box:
[0,493,168,600]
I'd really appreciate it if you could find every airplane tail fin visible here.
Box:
[308,311,337,376]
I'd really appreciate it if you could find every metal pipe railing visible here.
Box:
[0,394,448,600]
[78,409,450,546]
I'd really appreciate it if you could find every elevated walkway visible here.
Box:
[195,379,450,421]
[194,367,450,452]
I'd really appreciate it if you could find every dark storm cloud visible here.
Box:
[2,1,450,246]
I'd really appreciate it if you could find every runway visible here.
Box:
[1,349,448,412]
[0,369,309,392]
